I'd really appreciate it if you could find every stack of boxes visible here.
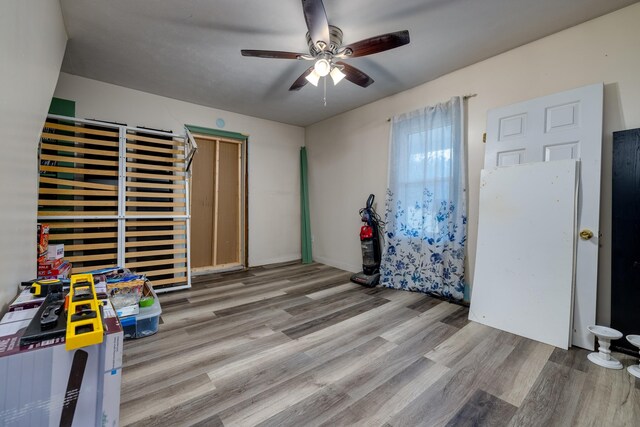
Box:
[37,224,71,279]
[0,276,123,425]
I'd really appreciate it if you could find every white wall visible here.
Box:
[0,1,67,311]
[306,3,640,324]
[54,73,305,268]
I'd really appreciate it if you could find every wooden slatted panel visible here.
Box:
[126,162,183,172]
[124,248,184,258]
[126,191,185,199]
[67,253,117,262]
[40,188,118,197]
[52,231,118,240]
[126,133,185,146]
[42,133,119,148]
[45,219,118,274]
[48,221,117,229]
[39,119,119,218]
[126,152,184,164]
[151,277,188,287]
[41,154,118,167]
[126,129,187,216]
[65,242,118,251]
[41,143,118,157]
[126,181,184,190]
[145,267,188,277]
[38,118,190,292]
[40,165,118,176]
[72,264,120,274]
[126,229,185,237]
[126,238,186,248]
[40,177,116,191]
[39,211,117,217]
[44,122,119,137]
[127,171,184,181]
[127,201,186,207]
[126,143,183,155]
[124,219,188,291]
[126,220,186,227]
[39,200,118,207]
[127,257,187,269]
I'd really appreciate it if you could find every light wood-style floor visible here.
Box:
[120,262,640,426]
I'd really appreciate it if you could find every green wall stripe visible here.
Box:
[48,97,75,116]
[300,147,312,264]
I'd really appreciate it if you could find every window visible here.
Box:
[381,97,466,299]
[395,125,454,237]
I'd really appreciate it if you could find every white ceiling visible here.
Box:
[59,0,637,127]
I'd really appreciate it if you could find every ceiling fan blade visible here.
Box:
[289,66,315,91]
[241,50,305,60]
[335,62,374,88]
[302,0,330,50]
[343,30,410,58]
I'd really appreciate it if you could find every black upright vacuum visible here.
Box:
[350,194,384,287]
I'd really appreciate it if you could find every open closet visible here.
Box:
[189,131,247,272]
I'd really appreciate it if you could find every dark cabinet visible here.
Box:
[611,128,640,351]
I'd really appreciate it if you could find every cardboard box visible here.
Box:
[9,288,47,312]
[0,299,123,426]
[38,258,65,271]
[0,308,39,325]
[0,319,31,338]
[37,261,72,279]
[37,223,50,257]
[45,244,64,260]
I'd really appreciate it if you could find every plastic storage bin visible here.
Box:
[119,286,162,339]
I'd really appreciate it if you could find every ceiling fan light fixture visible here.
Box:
[305,69,321,86]
[330,66,346,85]
[314,58,331,77]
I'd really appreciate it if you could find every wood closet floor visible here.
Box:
[120,262,640,427]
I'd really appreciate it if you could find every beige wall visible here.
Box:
[306,3,640,324]
[54,73,305,268]
[0,1,67,311]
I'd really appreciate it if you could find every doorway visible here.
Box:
[190,133,247,272]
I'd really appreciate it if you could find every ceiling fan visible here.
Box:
[241,0,410,91]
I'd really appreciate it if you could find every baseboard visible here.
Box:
[313,255,359,273]
[250,254,301,267]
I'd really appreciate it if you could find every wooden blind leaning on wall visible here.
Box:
[38,115,191,292]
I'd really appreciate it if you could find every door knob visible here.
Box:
[579,229,594,240]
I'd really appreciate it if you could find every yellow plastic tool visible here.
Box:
[31,279,63,297]
[65,273,104,351]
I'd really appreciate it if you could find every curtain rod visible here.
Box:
[386,93,477,122]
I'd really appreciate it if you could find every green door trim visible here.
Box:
[185,124,247,141]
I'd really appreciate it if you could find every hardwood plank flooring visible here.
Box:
[120,262,640,426]
[445,390,518,427]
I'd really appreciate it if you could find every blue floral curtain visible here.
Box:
[380,97,467,300]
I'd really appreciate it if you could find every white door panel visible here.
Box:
[484,83,603,350]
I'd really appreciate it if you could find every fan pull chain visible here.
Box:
[323,76,327,107]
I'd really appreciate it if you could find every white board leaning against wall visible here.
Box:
[470,159,578,349]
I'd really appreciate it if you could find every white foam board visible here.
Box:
[469,159,578,349]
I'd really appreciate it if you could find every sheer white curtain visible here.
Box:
[380,97,467,300]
